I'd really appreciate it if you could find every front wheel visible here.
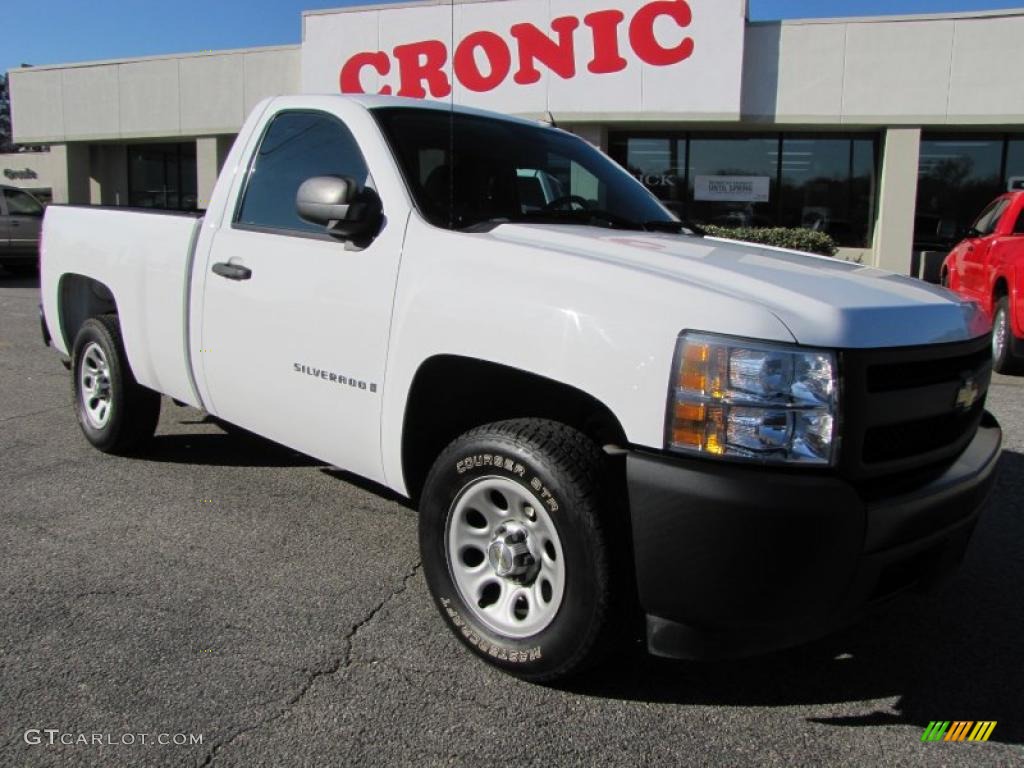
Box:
[419,419,618,682]
[72,315,161,453]
[992,297,1023,375]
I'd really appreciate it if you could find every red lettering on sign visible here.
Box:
[340,51,392,95]
[335,2,701,98]
[454,31,512,92]
[583,10,628,75]
[394,40,452,99]
[510,17,580,85]
[629,0,694,67]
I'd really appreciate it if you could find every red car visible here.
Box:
[942,190,1024,373]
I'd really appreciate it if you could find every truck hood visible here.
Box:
[489,224,990,349]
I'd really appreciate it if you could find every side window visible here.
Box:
[4,189,43,216]
[973,199,1009,237]
[237,111,370,235]
[545,154,601,208]
[1015,209,1024,235]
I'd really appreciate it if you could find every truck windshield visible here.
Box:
[372,107,683,233]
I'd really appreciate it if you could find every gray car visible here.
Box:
[0,185,44,276]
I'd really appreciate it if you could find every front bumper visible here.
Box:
[627,415,1002,660]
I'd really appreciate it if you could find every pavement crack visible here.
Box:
[198,560,422,767]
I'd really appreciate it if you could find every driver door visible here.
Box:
[197,109,404,483]
[961,198,1009,301]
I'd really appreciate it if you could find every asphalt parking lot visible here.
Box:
[1,269,1022,767]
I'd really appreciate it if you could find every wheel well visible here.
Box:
[58,274,118,350]
[401,356,629,501]
[994,277,1009,301]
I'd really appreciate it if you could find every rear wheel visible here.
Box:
[992,297,1023,375]
[72,315,161,453]
[419,419,620,682]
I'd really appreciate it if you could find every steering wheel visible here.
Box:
[542,195,590,212]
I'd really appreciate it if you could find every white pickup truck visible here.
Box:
[40,95,1001,682]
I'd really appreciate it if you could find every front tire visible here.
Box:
[72,315,161,454]
[992,297,1023,375]
[419,419,618,683]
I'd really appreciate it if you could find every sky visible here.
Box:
[3,0,1023,74]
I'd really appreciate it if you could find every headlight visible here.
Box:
[667,333,839,465]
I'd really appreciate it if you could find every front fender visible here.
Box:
[379,217,794,495]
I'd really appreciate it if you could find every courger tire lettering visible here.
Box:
[71,314,161,454]
[419,418,616,682]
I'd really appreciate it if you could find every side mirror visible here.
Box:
[296,176,381,239]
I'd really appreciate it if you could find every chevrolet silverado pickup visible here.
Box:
[40,95,1001,682]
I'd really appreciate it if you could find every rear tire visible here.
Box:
[419,418,621,683]
[72,315,161,454]
[992,297,1024,375]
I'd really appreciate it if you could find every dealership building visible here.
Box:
[6,0,1024,273]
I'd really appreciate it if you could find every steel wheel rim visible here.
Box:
[993,307,1008,362]
[79,342,113,429]
[445,476,566,639]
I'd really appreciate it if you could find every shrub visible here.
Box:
[701,225,838,257]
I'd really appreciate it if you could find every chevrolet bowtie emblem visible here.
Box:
[955,377,981,411]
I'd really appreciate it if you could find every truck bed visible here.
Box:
[41,206,204,407]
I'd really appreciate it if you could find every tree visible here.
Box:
[0,74,13,154]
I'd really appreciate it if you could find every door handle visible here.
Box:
[10,221,20,227]
[212,262,253,281]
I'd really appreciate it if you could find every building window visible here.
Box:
[688,135,779,229]
[609,131,879,248]
[127,143,197,211]
[1007,139,1024,189]
[914,136,1006,251]
[779,137,877,248]
[618,137,683,215]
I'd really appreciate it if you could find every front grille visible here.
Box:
[863,402,985,464]
[866,346,991,393]
[840,336,992,482]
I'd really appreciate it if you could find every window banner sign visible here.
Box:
[694,175,771,203]
[301,0,746,119]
